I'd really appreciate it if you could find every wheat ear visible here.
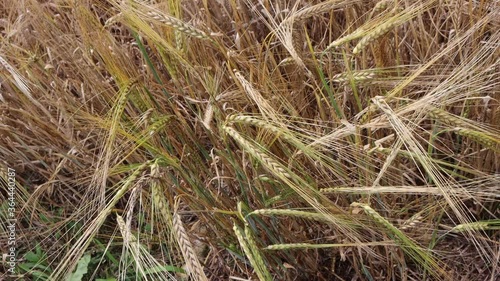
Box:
[451,220,500,233]
[427,106,472,128]
[249,209,331,224]
[173,212,208,281]
[330,71,375,83]
[454,127,500,152]
[145,11,207,39]
[351,202,447,279]
[233,224,272,281]
[369,0,393,19]
[223,125,292,179]
[265,241,394,250]
[353,20,400,54]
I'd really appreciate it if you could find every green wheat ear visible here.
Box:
[233,223,272,281]
[350,202,448,280]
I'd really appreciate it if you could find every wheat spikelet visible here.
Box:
[234,224,272,281]
[202,102,213,131]
[454,127,500,152]
[146,11,207,39]
[324,29,365,52]
[150,160,173,227]
[400,214,423,231]
[369,0,393,18]
[148,115,172,136]
[173,212,208,281]
[350,202,446,278]
[50,160,152,280]
[427,107,471,128]
[0,55,32,98]
[278,57,296,67]
[451,220,500,233]
[250,209,330,223]
[113,79,138,117]
[265,241,393,250]
[175,30,184,50]
[353,20,399,54]
[227,115,300,146]
[244,225,272,281]
[223,125,292,179]
[283,0,356,25]
[233,70,278,122]
[320,186,442,195]
[330,71,375,83]
[116,214,138,242]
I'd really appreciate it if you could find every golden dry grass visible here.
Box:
[0,0,499,280]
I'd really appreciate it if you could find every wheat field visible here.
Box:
[0,0,499,280]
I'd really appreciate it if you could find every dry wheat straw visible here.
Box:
[250,209,330,224]
[173,212,208,281]
[146,11,207,39]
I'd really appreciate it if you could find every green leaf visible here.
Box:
[24,251,41,263]
[67,254,91,281]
